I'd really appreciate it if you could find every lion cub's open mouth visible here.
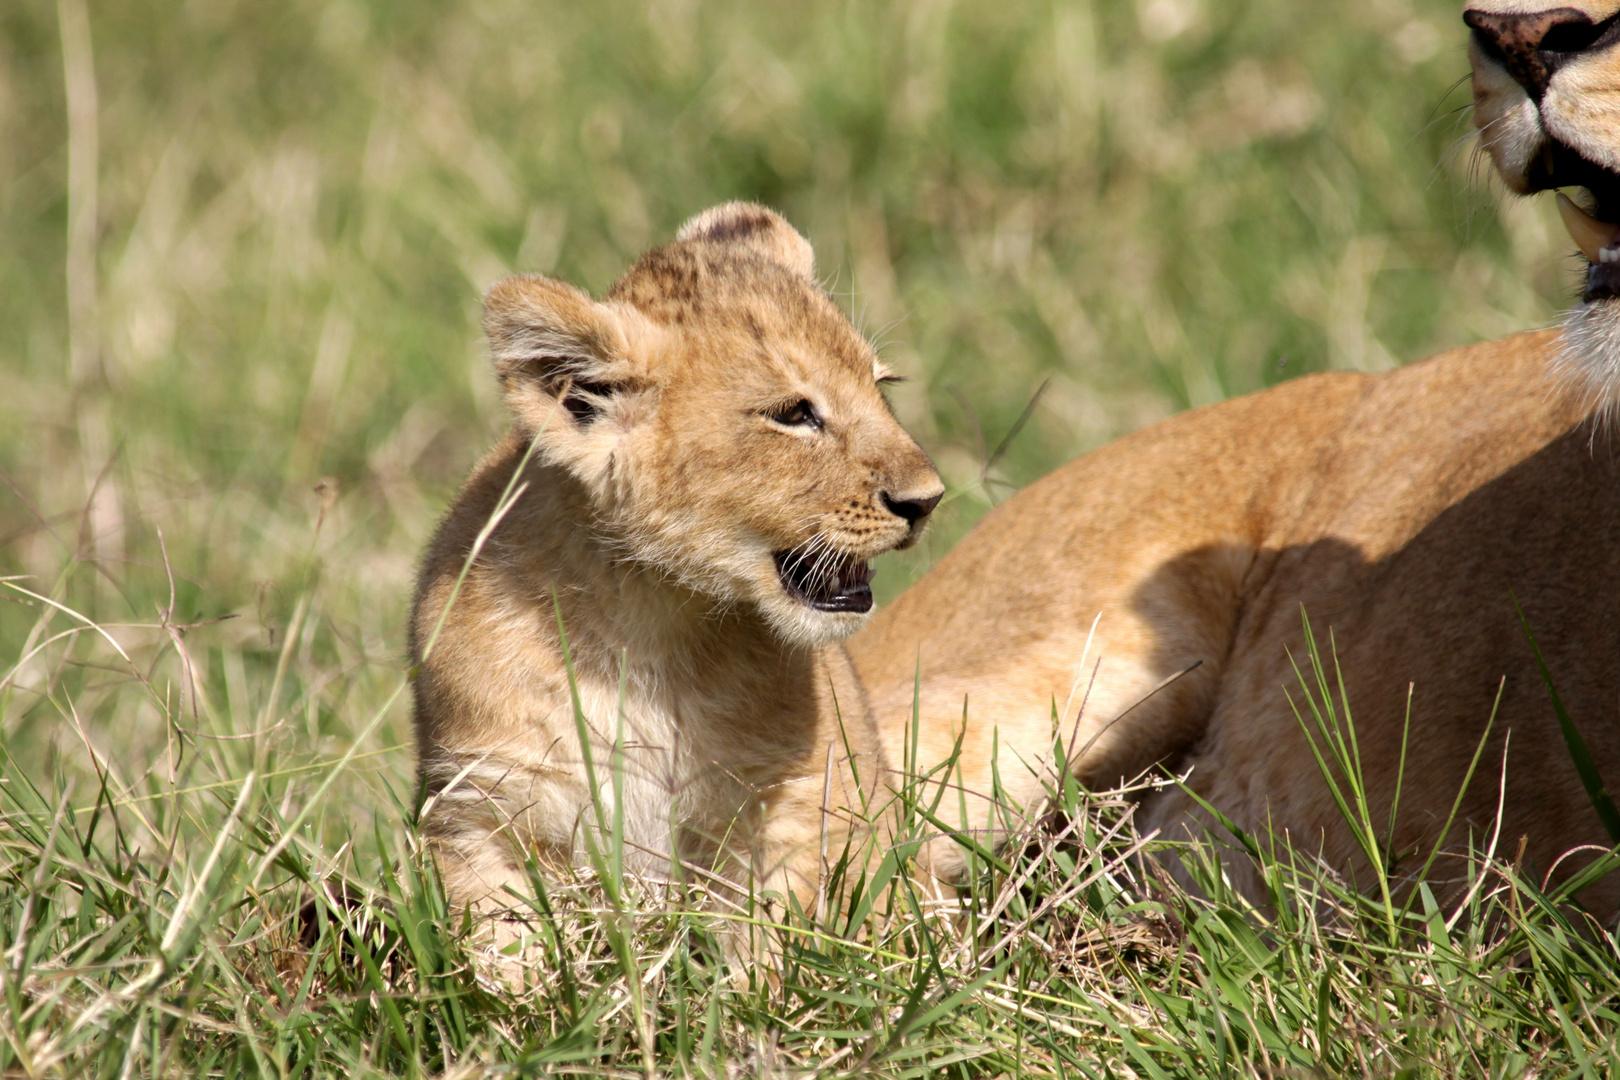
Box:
[1536,141,1620,300]
[773,548,875,613]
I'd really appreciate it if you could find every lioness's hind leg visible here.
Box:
[1134,782,1270,904]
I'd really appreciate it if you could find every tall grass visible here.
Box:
[2,589,1618,1075]
[1,0,1613,1075]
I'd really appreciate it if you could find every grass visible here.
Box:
[3,606,1620,1078]
[1,0,1615,1074]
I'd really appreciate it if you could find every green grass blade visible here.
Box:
[1515,596,1620,844]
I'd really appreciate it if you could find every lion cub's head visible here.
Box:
[1467,1,1620,402]
[481,203,943,646]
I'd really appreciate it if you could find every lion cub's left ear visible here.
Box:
[482,274,650,486]
[676,202,815,280]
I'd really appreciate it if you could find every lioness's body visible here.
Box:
[855,330,1620,905]
[843,0,1620,907]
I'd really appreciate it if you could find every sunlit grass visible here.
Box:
[2,576,1618,1075]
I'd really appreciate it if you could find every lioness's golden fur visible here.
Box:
[850,3,1620,909]
[411,204,941,912]
[855,332,1620,906]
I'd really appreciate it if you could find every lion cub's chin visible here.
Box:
[757,591,874,649]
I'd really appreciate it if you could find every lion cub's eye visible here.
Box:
[768,399,823,430]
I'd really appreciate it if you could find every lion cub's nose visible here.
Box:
[882,489,943,523]
[1465,7,1607,98]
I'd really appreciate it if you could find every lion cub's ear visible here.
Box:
[482,274,646,441]
[676,202,815,280]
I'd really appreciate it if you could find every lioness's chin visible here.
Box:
[1558,298,1620,413]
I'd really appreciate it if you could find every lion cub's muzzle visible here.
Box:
[885,483,944,551]
[773,485,942,613]
[774,548,876,612]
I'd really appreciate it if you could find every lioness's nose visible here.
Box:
[1465,7,1608,99]
[882,488,942,523]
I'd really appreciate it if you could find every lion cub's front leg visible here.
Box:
[416,746,588,910]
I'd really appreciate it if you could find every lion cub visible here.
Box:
[410,204,943,915]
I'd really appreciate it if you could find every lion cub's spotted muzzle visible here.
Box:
[772,487,940,612]
[774,548,876,613]
[882,489,942,523]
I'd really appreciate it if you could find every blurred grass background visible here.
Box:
[0,0,1576,881]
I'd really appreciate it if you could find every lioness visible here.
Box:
[851,2,1620,909]
[411,204,942,913]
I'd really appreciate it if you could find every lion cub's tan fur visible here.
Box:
[412,204,941,912]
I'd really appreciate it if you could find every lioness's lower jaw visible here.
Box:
[1586,263,1620,302]
[1553,196,1620,399]
[1557,296,1620,403]
[1546,197,1620,406]
[773,549,875,613]
[1555,193,1620,294]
